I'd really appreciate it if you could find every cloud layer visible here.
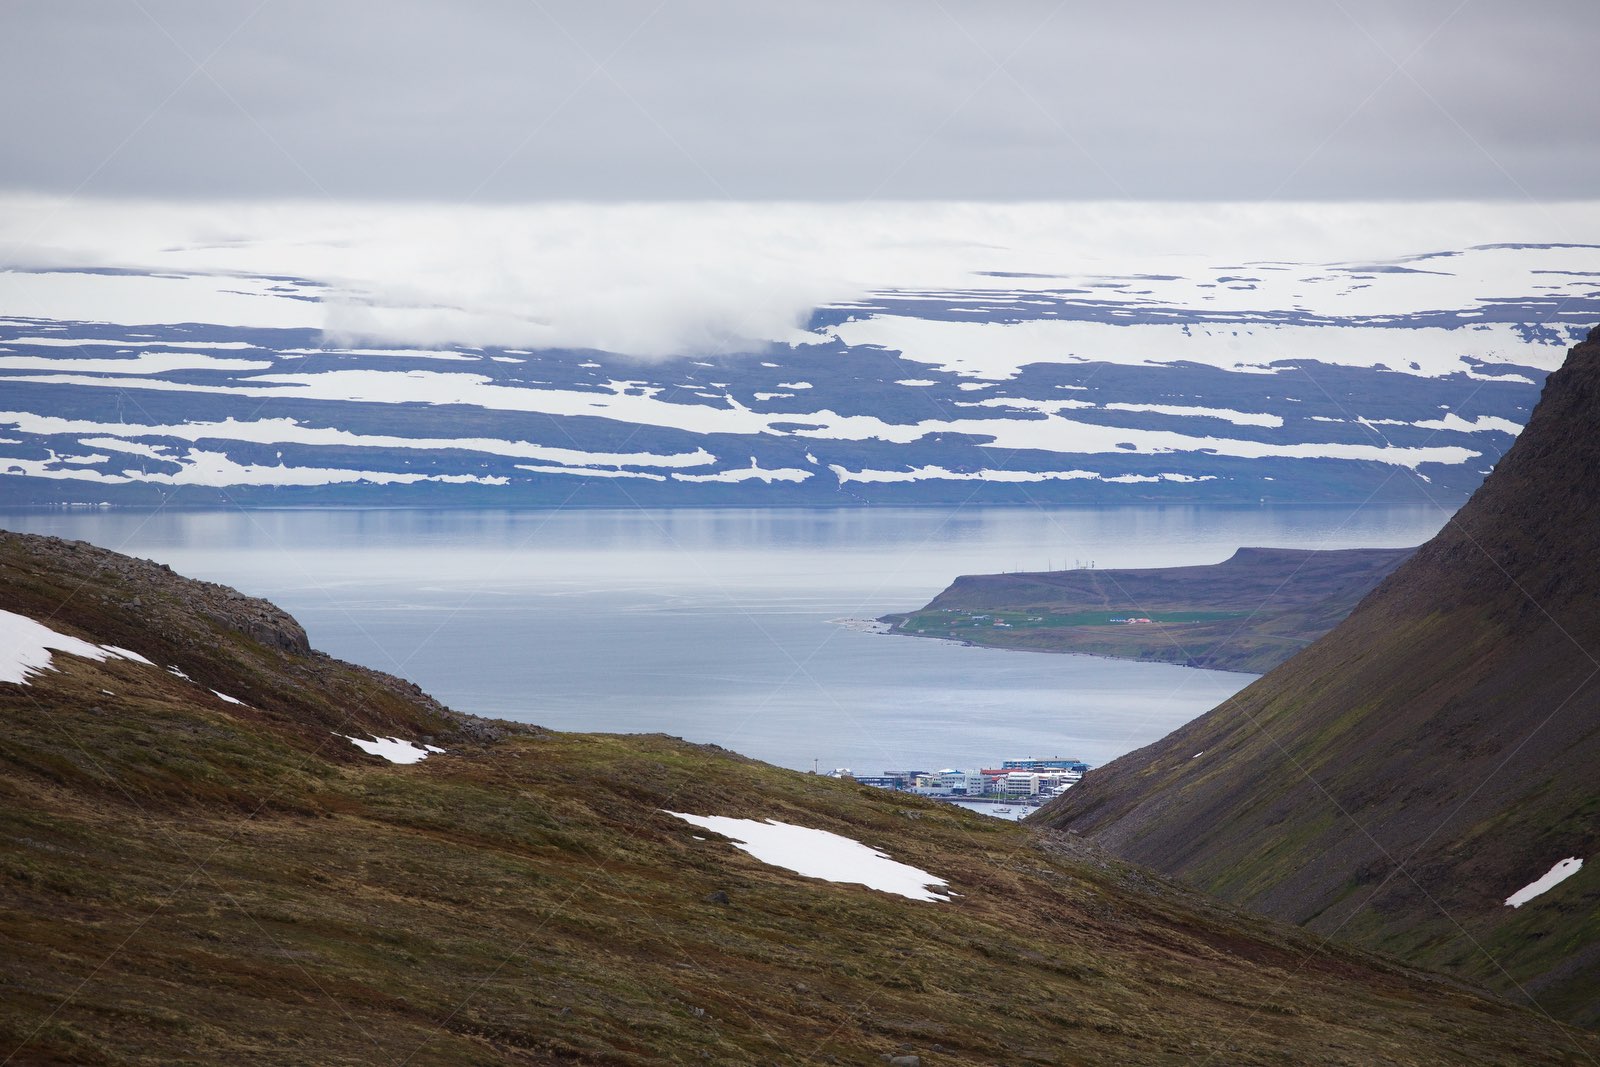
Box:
[2,1,1597,201]
[4,197,1599,356]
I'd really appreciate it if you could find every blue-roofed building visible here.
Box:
[1001,757,1089,775]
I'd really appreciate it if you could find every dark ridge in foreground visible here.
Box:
[884,546,1415,673]
[3,533,1596,1063]
[1038,327,1600,1027]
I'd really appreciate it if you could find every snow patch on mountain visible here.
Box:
[0,411,716,469]
[1505,857,1584,908]
[0,607,155,685]
[825,318,1564,382]
[665,811,952,902]
[340,734,446,765]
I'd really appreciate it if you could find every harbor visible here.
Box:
[826,757,1090,818]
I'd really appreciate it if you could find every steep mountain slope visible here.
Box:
[1038,327,1600,1026]
[884,546,1414,673]
[4,534,1597,1064]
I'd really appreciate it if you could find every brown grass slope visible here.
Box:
[885,547,1415,673]
[1037,326,1600,1027]
[3,535,1597,1064]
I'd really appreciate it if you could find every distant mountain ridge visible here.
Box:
[1037,325,1600,1025]
[2,242,1593,506]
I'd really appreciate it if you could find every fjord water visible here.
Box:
[0,505,1451,774]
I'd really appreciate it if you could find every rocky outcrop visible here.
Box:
[0,529,529,751]
[1,532,310,653]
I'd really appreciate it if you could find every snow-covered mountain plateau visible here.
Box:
[2,234,1594,506]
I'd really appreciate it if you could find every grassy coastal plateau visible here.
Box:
[883,547,1414,674]
[3,531,1596,1065]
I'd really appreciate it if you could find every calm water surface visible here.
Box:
[0,505,1452,774]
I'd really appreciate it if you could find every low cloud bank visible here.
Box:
[1,198,1596,358]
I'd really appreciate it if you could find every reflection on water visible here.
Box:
[939,799,1034,822]
[0,504,1451,773]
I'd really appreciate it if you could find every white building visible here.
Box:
[997,771,1043,797]
[911,770,986,796]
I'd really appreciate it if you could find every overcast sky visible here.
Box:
[4,0,1597,202]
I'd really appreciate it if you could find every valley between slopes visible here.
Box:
[1,531,1590,1065]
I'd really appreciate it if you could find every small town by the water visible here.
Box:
[826,757,1088,810]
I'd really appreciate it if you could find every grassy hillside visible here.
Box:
[1038,328,1600,1028]
[2,532,1596,1064]
[883,547,1413,674]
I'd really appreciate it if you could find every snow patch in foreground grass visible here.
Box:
[0,607,154,685]
[1505,857,1583,908]
[665,811,952,902]
[340,734,446,764]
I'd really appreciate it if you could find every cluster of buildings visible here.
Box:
[830,757,1089,801]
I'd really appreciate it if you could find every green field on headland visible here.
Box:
[884,546,1414,673]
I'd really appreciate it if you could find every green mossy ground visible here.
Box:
[2,535,1596,1064]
